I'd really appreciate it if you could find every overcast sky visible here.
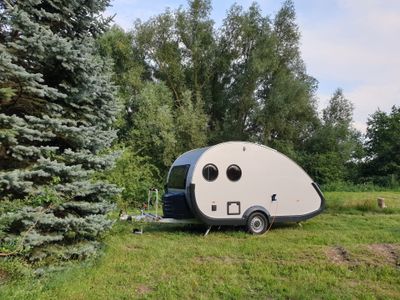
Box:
[104,0,400,133]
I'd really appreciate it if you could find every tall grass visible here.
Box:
[1,191,399,299]
[321,181,400,192]
[325,191,400,214]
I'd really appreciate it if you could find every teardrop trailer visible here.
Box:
[133,141,325,235]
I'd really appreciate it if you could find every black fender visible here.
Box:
[242,206,271,224]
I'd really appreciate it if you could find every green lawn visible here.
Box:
[1,192,400,299]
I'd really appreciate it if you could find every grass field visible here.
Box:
[1,191,400,299]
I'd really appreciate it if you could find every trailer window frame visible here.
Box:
[226,164,242,182]
[168,164,190,189]
[202,164,219,182]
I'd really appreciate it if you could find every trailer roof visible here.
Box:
[171,141,313,182]
[172,141,274,167]
[172,146,210,166]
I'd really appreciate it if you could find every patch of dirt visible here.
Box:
[136,284,153,295]
[124,244,143,251]
[326,244,400,269]
[367,243,400,267]
[348,280,360,288]
[0,269,10,285]
[326,246,351,264]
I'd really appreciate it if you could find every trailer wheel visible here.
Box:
[247,212,268,234]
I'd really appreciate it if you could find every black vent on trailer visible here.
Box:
[163,192,194,219]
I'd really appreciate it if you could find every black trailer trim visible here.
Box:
[188,182,325,226]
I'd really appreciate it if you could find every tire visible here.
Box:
[246,212,268,234]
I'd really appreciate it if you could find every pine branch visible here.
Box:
[3,0,13,10]
[0,205,54,257]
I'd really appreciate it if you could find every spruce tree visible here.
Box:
[0,0,119,258]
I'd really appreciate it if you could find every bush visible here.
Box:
[365,175,400,189]
[97,147,162,211]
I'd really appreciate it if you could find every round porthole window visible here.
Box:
[227,164,242,181]
[202,164,218,181]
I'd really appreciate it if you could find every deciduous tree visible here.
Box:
[363,106,400,186]
[302,89,361,184]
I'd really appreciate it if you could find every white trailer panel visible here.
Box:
[163,141,324,234]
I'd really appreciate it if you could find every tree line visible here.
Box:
[0,0,398,259]
[98,0,399,197]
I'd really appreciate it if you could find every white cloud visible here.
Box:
[353,121,367,134]
[297,0,400,132]
[347,84,400,120]
[105,0,177,30]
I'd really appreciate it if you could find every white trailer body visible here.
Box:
[162,141,324,233]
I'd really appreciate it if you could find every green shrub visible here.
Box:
[97,147,162,211]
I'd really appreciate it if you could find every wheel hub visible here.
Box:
[250,216,264,233]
